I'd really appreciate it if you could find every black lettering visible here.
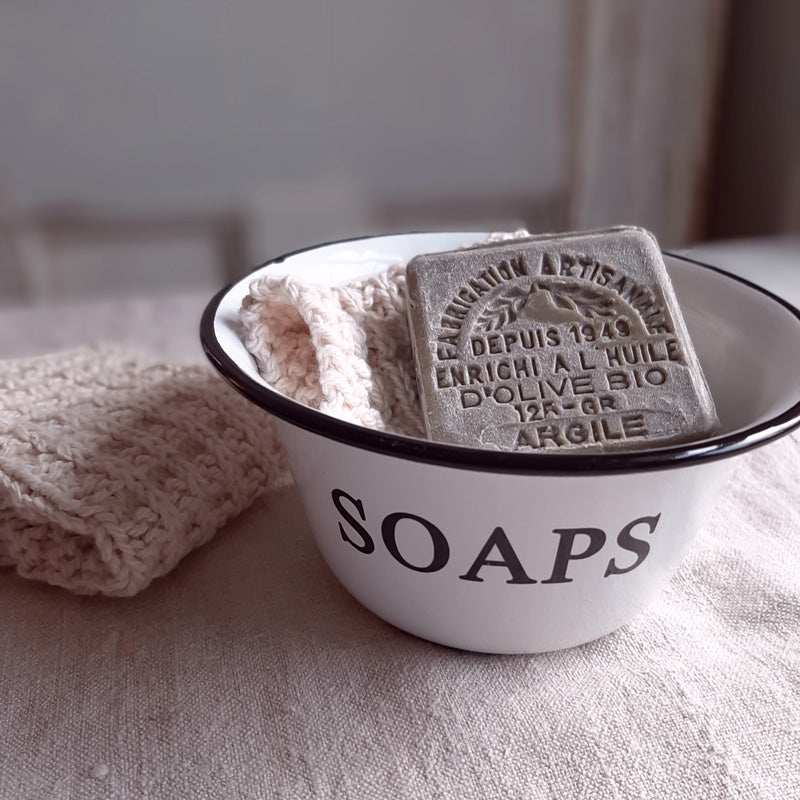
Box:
[381,512,450,573]
[458,527,537,584]
[604,514,660,576]
[542,527,606,584]
[332,489,374,554]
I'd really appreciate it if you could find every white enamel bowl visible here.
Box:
[201,232,800,654]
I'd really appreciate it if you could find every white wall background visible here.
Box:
[0,1,732,303]
[0,0,569,214]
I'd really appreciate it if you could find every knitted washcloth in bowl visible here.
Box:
[0,348,290,596]
[241,263,425,438]
[239,231,530,433]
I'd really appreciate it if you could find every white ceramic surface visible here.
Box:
[202,232,800,653]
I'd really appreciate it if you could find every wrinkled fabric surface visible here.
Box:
[1,275,798,798]
[1,432,798,799]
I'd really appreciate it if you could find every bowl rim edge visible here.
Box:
[199,233,800,476]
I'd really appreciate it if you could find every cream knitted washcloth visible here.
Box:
[241,264,425,438]
[239,231,529,435]
[0,349,290,596]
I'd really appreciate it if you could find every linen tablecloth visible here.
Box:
[1,275,798,799]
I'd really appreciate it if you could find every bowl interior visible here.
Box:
[671,255,800,434]
[211,231,800,443]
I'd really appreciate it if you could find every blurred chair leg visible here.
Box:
[3,222,56,305]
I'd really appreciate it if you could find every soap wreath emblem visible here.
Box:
[475,278,617,331]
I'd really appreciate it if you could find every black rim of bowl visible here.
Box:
[200,233,800,475]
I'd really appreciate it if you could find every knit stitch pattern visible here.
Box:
[0,348,290,596]
[240,231,529,434]
[241,264,425,437]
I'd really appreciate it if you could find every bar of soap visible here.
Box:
[405,227,719,452]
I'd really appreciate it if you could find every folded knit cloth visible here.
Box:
[239,230,529,434]
[0,349,290,596]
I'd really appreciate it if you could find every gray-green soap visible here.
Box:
[405,227,719,452]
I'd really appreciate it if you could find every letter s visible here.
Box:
[332,489,374,554]
[604,513,661,577]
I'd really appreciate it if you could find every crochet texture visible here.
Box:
[240,231,528,436]
[0,349,290,596]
